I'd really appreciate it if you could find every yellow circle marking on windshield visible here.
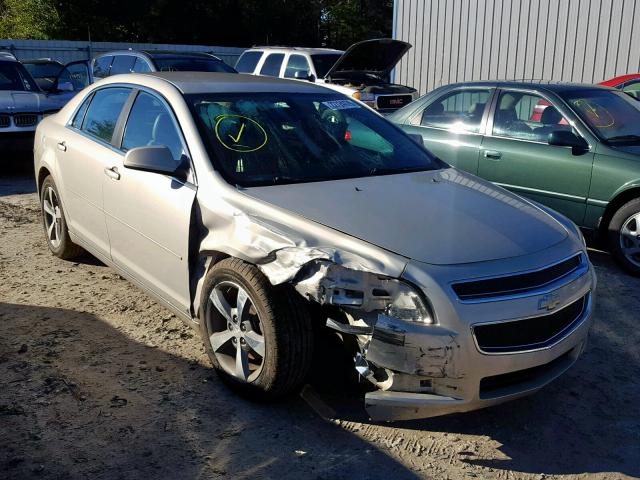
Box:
[214,114,268,152]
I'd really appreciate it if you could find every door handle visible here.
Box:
[57,141,67,152]
[483,150,502,160]
[104,166,120,180]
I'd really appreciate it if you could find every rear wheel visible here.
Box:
[199,258,313,400]
[40,176,83,260]
[608,198,640,276]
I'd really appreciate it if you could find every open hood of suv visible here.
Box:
[324,39,412,79]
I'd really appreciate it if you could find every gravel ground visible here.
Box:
[1,173,639,480]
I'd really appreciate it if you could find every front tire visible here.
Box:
[199,258,313,400]
[40,176,84,260]
[608,198,640,276]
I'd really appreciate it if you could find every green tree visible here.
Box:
[0,0,61,39]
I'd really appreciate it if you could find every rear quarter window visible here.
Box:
[235,51,263,73]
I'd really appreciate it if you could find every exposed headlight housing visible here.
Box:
[295,262,434,324]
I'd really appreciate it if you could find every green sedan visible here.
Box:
[390,81,640,275]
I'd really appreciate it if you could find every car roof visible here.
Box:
[599,73,640,86]
[114,71,340,95]
[246,46,343,55]
[21,58,63,65]
[96,50,223,60]
[442,80,617,93]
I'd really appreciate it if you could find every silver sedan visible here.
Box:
[34,72,596,421]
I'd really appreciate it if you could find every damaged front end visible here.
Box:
[290,260,467,421]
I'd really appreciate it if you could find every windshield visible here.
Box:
[0,62,39,91]
[152,57,236,73]
[23,62,62,79]
[561,89,640,144]
[310,54,342,78]
[188,92,442,187]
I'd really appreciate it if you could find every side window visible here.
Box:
[622,80,640,100]
[110,55,136,75]
[420,89,490,133]
[56,61,91,92]
[122,91,185,162]
[492,91,573,142]
[235,51,263,73]
[92,56,113,79]
[132,57,152,73]
[81,87,131,143]
[259,53,284,77]
[71,93,93,129]
[284,54,310,78]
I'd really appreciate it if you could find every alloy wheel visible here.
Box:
[206,281,265,382]
[42,186,62,249]
[620,212,640,268]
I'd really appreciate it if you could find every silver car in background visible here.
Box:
[34,72,595,421]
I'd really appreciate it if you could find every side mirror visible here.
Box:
[294,70,315,82]
[123,146,188,180]
[407,133,425,147]
[548,130,589,154]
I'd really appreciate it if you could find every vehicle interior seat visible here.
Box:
[493,107,533,138]
[467,102,486,124]
[535,105,572,141]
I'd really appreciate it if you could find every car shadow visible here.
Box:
[326,250,640,477]
[0,303,421,480]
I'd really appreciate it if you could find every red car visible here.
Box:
[599,73,640,99]
[529,74,640,123]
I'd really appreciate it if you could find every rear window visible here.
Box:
[235,51,263,73]
[110,55,136,75]
[93,56,113,79]
[152,57,236,73]
[259,53,284,77]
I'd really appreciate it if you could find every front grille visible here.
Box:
[14,114,38,127]
[479,348,574,399]
[452,254,583,301]
[0,114,10,128]
[376,94,413,110]
[472,294,587,353]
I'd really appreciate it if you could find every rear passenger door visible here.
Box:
[399,87,493,174]
[102,89,196,315]
[478,89,594,224]
[56,86,133,257]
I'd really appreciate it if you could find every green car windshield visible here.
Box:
[188,92,443,187]
[561,89,640,144]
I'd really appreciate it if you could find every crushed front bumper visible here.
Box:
[361,257,596,422]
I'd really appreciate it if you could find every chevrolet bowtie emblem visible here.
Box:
[538,292,561,311]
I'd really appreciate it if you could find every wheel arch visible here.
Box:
[599,186,640,239]
[36,166,51,197]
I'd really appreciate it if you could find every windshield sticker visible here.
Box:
[573,99,615,128]
[214,114,268,152]
[321,99,359,110]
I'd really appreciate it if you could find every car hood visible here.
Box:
[608,144,640,156]
[0,90,47,113]
[324,39,412,79]
[242,169,569,265]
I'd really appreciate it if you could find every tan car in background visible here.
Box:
[34,72,595,421]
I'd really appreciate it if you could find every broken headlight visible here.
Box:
[296,262,434,324]
[385,280,434,324]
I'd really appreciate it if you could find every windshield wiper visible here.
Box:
[604,134,640,145]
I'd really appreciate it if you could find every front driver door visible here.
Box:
[478,89,594,225]
[399,87,493,174]
[102,90,196,315]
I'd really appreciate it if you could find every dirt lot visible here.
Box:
[1,172,639,480]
